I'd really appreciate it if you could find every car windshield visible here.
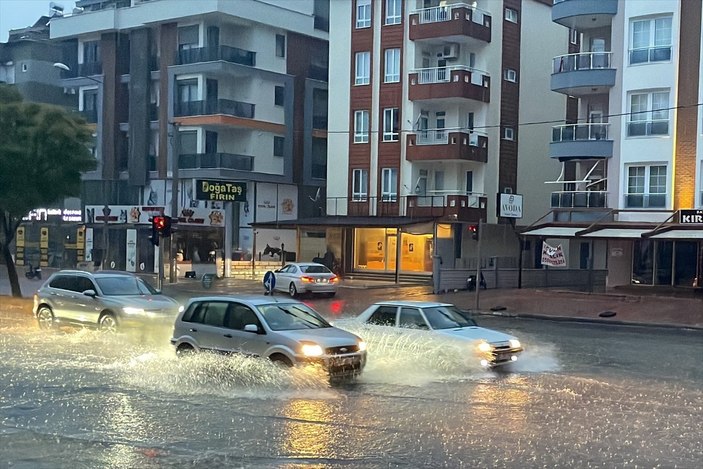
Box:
[96,276,159,296]
[300,265,331,274]
[257,303,332,331]
[423,306,478,330]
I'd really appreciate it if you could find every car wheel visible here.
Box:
[176,344,195,356]
[36,306,55,330]
[289,283,298,297]
[98,313,118,333]
[270,354,293,368]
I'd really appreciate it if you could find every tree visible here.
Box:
[0,84,97,297]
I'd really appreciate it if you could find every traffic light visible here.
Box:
[469,224,479,240]
[152,215,172,237]
[149,219,159,246]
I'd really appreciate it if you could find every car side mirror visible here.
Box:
[243,324,260,333]
[83,289,97,298]
[274,269,280,273]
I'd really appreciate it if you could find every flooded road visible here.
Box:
[1,305,702,468]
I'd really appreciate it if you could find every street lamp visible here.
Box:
[53,62,109,269]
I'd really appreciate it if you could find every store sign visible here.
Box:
[680,209,703,224]
[498,193,523,219]
[195,180,247,202]
[85,205,164,224]
[177,207,226,227]
[23,208,82,222]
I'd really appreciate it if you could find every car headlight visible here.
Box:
[301,343,323,357]
[477,341,493,353]
[509,339,521,349]
[358,340,367,352]
[122,307,145,315]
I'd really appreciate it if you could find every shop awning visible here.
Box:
[579,228,651,239]
[648,229,703,240]
[520,226,584,237]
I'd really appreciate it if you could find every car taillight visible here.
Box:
[301,276,315,283]
[329,276,339,284]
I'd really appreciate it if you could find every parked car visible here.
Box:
[32,270,181,332]
[270,262,339,297]
[171,295,366,379]
[356,301,523,368]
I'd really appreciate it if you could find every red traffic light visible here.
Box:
[468,224,479,240]
[151,215,172,237]
[153,216,167,231]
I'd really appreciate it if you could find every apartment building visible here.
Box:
[49,0,329,274]
[522,0,703,289]
[296,0,566,279]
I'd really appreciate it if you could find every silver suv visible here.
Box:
[171,295,367,379]
[33,270,181,332]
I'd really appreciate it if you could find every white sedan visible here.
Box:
[356,300,523,368]
[271,262,339,297]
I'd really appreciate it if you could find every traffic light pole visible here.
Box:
[158,238,165,291]
[169,122,180,284]
[474,218,483,311]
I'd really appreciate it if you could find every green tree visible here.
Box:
[0,84,97,297]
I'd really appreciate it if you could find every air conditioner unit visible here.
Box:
[441,43,460,60]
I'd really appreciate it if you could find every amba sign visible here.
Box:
[195,179,247,202]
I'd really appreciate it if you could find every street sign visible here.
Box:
[202,273,215,289]
[263,271,276,294]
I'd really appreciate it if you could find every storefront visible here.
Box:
[16,208,84,269]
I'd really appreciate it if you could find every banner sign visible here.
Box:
[541,241,566,267]
[195,180,247,202]
[497,193,523,219]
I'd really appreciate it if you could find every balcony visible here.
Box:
[551,52,615,96]
[550,123,613,160]
[551,191,608,208]
[407,192,487,222]
[552,0,618,30]
[176,45,256,67]
[409,66,490,103]
[178,153,254,171]
[175,99,255,119]
[406,130,488,163]
[410,4,491,43]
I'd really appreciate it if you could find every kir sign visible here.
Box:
[541,241,566,267]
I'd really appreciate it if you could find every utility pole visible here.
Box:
[474,218,483,311]
[169,122,180,283]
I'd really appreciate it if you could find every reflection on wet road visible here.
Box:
[1,302,702,467]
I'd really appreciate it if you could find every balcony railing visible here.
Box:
[552,123,610,142]
[416,129,485,146]
[551,191,608,208]
[416,3,490,26]
[175,99,255,119]
[553,51,612,73]
[416,65,488,86]
[325,195,487,221]
[177,45,256,67]
[178,152,254,171]
[627,120,669,137]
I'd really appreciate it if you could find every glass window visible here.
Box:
[381,167,397,202]
[503,68,517,82]
[628,91,669,136]
[503,127,515,140]
[276,34,286,58]
[82,40,100,63]
[354,110,369,143]
[352,168,368,201]
[384,48,400,83]
[178,25,199,50]
[257,303,331,331]
[273,136,284,157]
[423,306,477,330]
[385,0,401,25]
[399,308,428,329]
[356,0,371,28]
[274,86,284,106]
[626,165,666,208]
[383,108,399,142]
[202,302,228,327]
[355,51,370,85]
[367,306,397,326]
[504,8,518,23]
[177,79,198,104]
[226,303,261,331]
[630,16,672,64]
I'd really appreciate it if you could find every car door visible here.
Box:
[222,302,268,357]
[398,307,430,330]
[56,275,93,324]
[72,276,101,326]
[186,301,229,352]
[44,275,74,322]
[274,265,294,292]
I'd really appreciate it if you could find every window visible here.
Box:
[505,8,518,23]
[626,165,667,208]
[356,0,371,28]
[434,171,444,191]
[274,136,284,157]
[570,28,578,45]
[385,0,401,25]
[503,127,515,141]
[630,16,672,64]
[628,91,670,136]
[276,34,286,58]
[352,168,368,201]
[384,48,401,83]
[82,40,100,63]
[399,308,428,329]
[367,306,397,326]
[504,68,517,82]
[354,110,369,143]
[176,79,198,115]
[381,167,398,202]
[355,51,370,85]
[383,108,399,142]
[274,86,284,106]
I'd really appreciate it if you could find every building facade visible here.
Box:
[49,0,329,275]
[523,0,703,289]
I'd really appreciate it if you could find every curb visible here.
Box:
[475,310,703,331]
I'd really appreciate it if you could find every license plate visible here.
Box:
[496,353,510,361]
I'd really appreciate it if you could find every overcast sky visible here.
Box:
[0,0,77,42]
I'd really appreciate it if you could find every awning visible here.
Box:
[579,228,651,239]
[649,229,703,240]
[520,227,584,237]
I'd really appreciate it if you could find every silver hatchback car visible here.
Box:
[33,270,181,332]
[171,295,367,378]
